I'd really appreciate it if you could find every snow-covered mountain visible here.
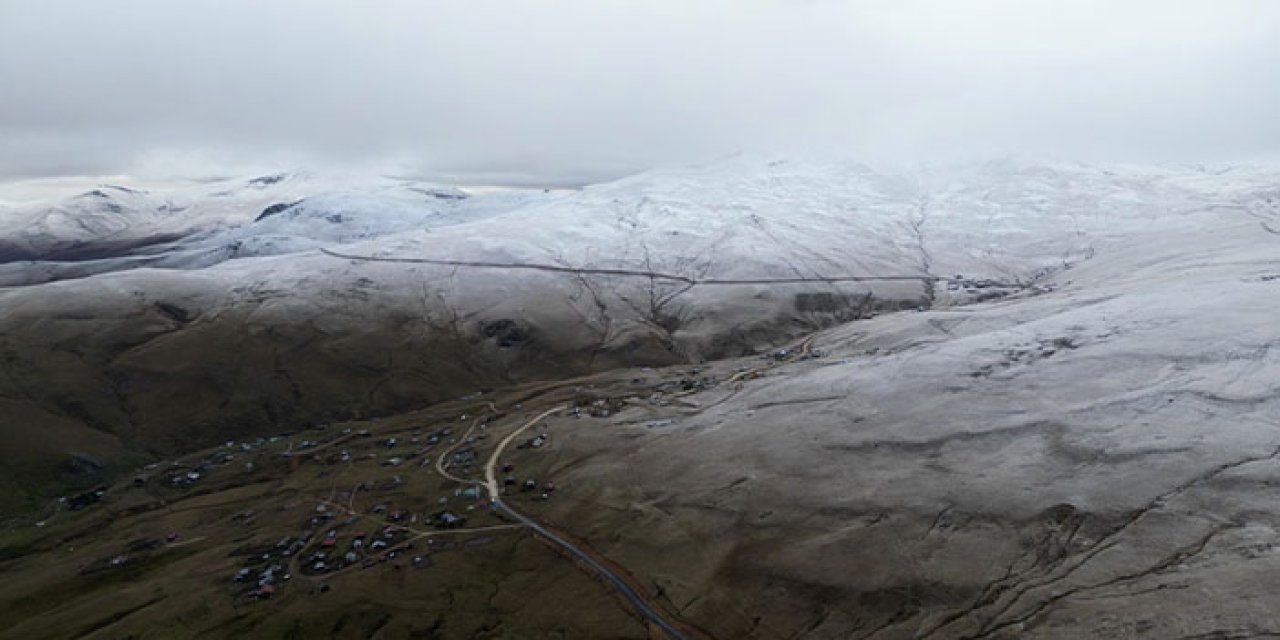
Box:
[0,158,1276,510]
[6,158,1275,284]
[0,172,497,262]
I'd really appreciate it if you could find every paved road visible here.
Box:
[481,405,690,640]
[491,497,689,640]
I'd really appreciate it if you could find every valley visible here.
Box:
[1,159,1278,638]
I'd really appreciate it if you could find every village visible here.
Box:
[143,409,567,604]
[8,384,612,618]
[1,346,820,638]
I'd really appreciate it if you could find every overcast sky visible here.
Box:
[1,1,1278,183]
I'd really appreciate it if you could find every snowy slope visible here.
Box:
[540,171,1280,639]
[0,171,520,263]
[1,157,1277,636]
[5,157,1273,287]
[0,157,1276,511]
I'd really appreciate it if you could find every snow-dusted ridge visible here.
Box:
[3,157,1275,283]
[0,158,1277,512]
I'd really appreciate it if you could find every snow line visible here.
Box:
[320,247,974,286]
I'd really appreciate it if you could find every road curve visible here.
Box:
[492,497,689,640]
[483,405,691,640]
[436,415,497,486]
[483,405,566,498]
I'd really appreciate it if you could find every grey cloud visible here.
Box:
[1,0,1278,182]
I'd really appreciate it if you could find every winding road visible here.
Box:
[473,405,691,640]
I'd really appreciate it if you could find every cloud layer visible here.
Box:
[2,0,1278,182]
